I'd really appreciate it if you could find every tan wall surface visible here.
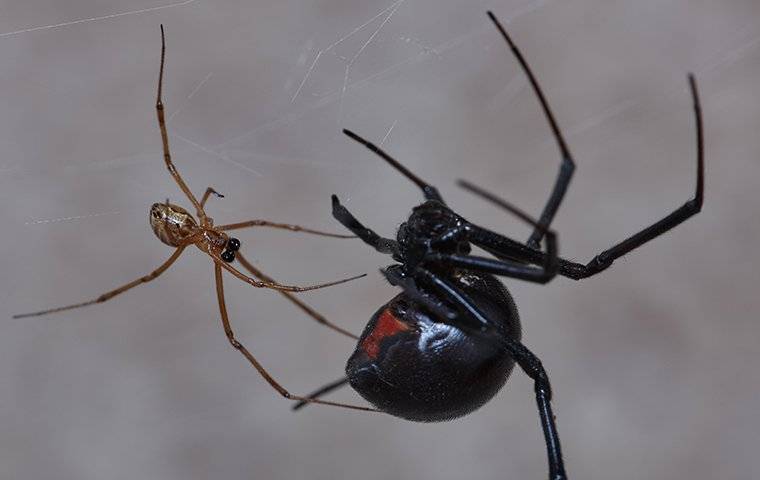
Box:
[1,1,758,479]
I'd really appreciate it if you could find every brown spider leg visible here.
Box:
[14,247,186,319]
[235,251,358,339]
[208,251,366,292]
[199,187,224,209]
[213,264,376,412]
[218,220,354,239]
[156,25,204,219]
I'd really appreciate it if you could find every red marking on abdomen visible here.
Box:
[361,309,410,359]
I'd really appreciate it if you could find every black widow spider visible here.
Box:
[294,11,703,480]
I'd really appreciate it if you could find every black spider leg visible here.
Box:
[456,181,568,269]
[382,265,458,321]
[460,74,704,280]
[425,189,558,284]
[422,221,557,283]
[411,268,565,480]
[331,195,400,256]
[292,377,351,411]
[488,11,575,249]
[423,246,556,284]
[343,129,445,203]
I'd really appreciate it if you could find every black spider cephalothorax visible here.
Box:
[296,11,704,480]
[396,200,472,267]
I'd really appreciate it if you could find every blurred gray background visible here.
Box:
[1,1,758,479]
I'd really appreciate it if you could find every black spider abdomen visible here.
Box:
[346,273,520,422]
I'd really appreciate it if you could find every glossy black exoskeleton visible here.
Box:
[347,269,521,422]
[296,12,704,480]
[220,237,241,263]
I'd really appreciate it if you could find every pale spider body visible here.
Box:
[150,202,203,247]
[149,202,230,254]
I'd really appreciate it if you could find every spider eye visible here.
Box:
[221,250,235,263]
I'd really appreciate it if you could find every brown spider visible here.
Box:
[14,26,373,412]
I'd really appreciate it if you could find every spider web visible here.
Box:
[1,2,760,480]
[1,0,758,222]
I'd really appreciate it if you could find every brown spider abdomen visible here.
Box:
[150,203,197,247]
